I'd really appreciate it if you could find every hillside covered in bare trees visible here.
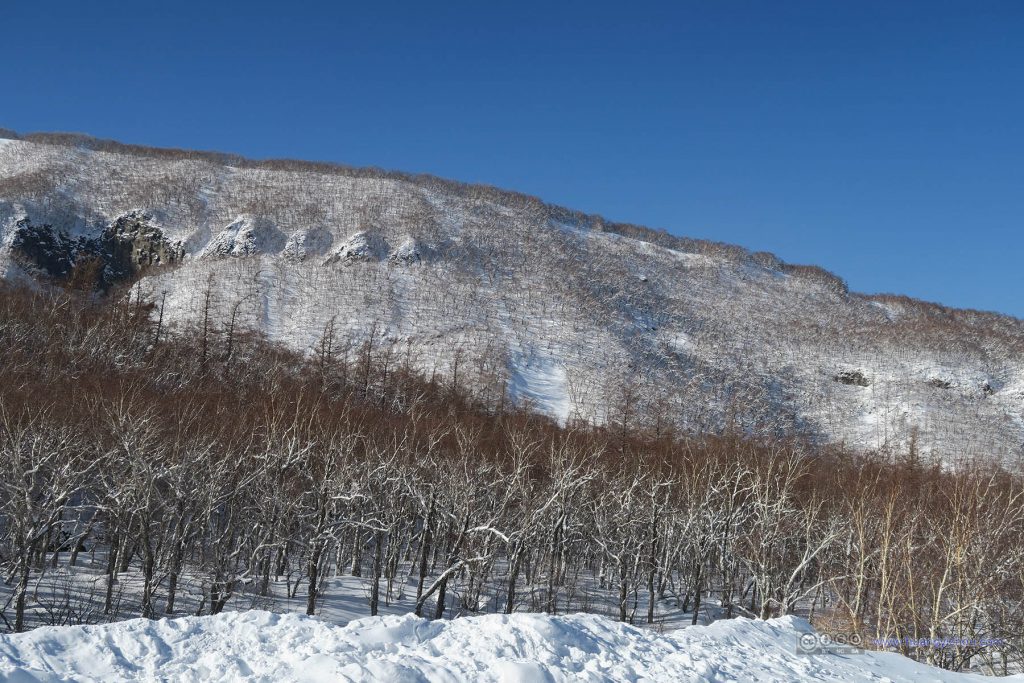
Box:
[2,131,1023,463]
[1,283,1023,675]
[0,132,1021,674]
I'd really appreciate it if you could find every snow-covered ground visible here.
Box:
[0,610,1013,683]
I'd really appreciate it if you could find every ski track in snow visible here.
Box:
[0,611,1014,683]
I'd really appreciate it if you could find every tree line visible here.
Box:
[0,283,1021,675]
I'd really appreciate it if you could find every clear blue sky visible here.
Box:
[3,1,1022,316]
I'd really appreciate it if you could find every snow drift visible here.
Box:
[0,611,1011,682]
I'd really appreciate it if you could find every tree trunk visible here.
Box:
[505,549,522,614]
[618,560,628,622]
[414,507,433,616]
[13,557,30,632]
[166,569,179,614]
[691,566,703,626]
[350,531,362,577]
[370,532,383,616]
[104,542,119,615]
[118,539,133,573]
[307,542,323,616]
[141,546,156,619]
[415,559,465,619]
[434,575,450,619]
[647,565,657,624]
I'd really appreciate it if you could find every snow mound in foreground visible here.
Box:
[0,611,1010,682]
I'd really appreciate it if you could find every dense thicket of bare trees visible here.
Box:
[0,284,1022,674]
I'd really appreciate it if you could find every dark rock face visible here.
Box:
[96,212,185,282]
[10,219,78,279]
[9,212,183,288]
[835,370,870,387]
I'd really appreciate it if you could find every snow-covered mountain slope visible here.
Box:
[0,610,1011,683]
[2,132,1023,461]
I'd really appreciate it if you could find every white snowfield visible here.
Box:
[0,611,1013,683]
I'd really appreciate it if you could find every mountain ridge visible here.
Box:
[3,128,1017,321]
[2,129,1022,461]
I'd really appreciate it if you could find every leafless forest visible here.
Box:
[1,282,1022,674]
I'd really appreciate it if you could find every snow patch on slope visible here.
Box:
[508,353,571,424]
[0,611,1010,683]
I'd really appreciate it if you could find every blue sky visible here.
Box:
[3,1,1022,316]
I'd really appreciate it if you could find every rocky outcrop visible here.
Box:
[323,231,390,265]
[282,227,333,262]
[202,215,286,258]
[389,237,431,265]
[96,211,185,282]
[9,218,78,279]
[835,370,870,387]
[7,211,183,288]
